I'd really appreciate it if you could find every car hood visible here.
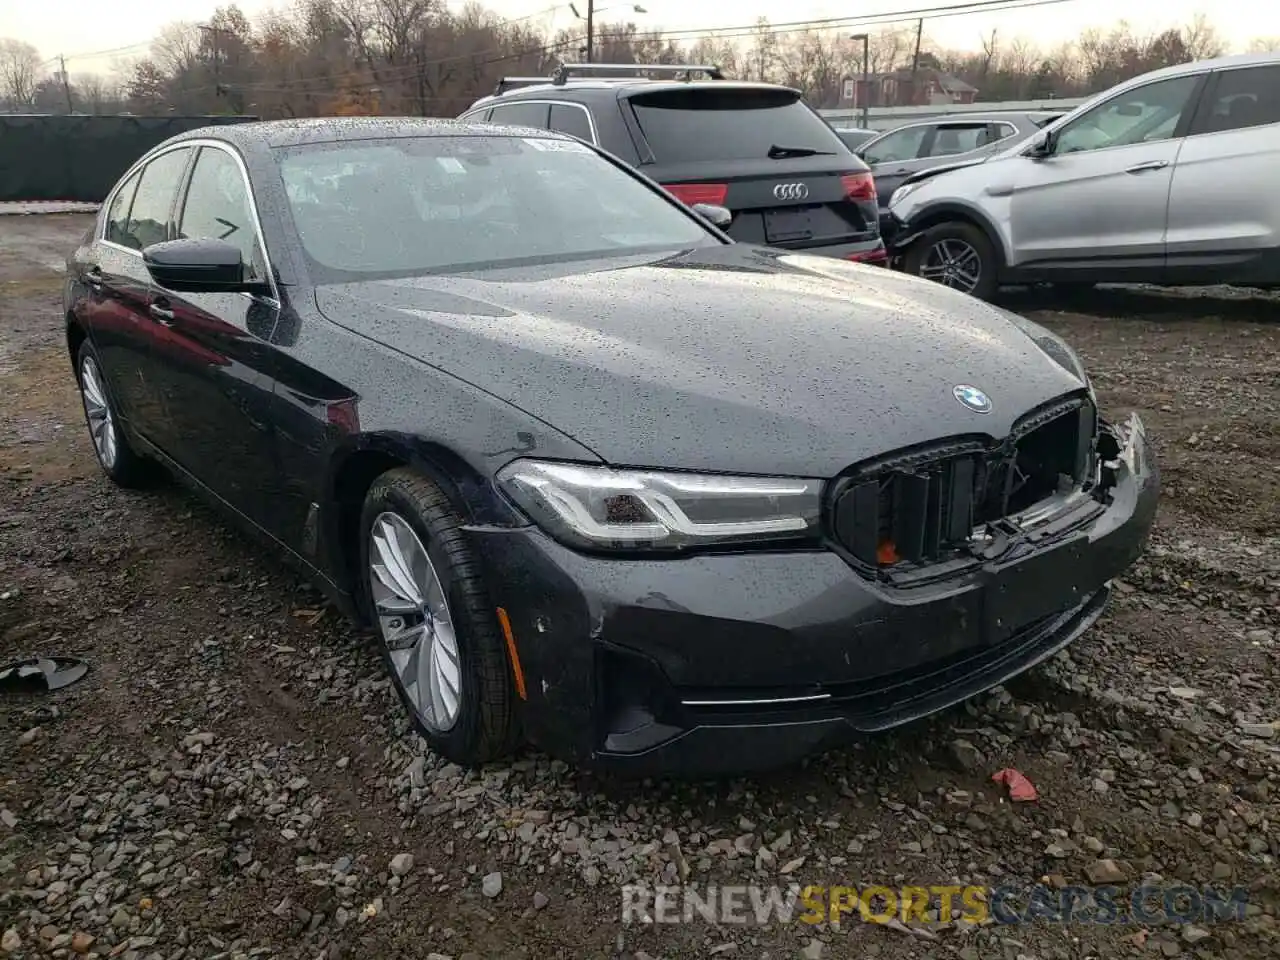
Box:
[314,245,1085,476]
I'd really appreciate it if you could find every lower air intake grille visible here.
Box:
[831,393,1095,570]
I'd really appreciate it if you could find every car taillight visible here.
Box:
[665,182,729,206]
[847,246,889,266]
[841,172,876,202]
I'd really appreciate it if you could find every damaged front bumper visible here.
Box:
[467,414,1158,776]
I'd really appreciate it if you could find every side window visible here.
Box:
[1199,64,1280,134]
[104,170,141,246]
[549,103,594,143]
[923,123,990,158]
[987,122,1017,146]
[862,125,929,165]
[1054,75,1200,155]
[123,148,192,251]
[487,102,551,128]
[178,147,265,279]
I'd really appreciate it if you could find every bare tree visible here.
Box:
[74,73,113,113]
[151,23,204,76]
[1181,13,1225,60]
[35,6,1272,121]
[0,37,43,108]
[1250,36,1280,53]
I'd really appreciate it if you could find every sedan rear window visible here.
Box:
[628,87,848,163]
[275,135,717,280]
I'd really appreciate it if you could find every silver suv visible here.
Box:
[886,52,1280,300]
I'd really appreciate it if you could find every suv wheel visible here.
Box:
[359,467,521,766]
[905,222,998,300]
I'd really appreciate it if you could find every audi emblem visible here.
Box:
[772,182,809,201]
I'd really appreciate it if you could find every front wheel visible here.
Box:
[903,222,999,301]
[359,468,520,765]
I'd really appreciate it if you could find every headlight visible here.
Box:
[1033,333,1090,385]
[888,182,918,207]
[496,460,822,552]
[998,309,1092,388]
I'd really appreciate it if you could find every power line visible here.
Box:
[193,0,1081,99]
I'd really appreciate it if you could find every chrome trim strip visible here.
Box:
[682,693,832,707]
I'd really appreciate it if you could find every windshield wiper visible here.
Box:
[767,144,835,159]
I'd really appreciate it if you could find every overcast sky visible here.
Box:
[5,0,1278,74]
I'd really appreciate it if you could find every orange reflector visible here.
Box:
[495,607,527,700]
[877,540,899,565]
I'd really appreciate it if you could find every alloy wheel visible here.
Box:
[79,354,118,471]
[368,511,462,732]
[918,238,982,293]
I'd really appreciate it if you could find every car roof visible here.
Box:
[154,117,578,151]
[1122,49,1280,84]
[467,79,801,112]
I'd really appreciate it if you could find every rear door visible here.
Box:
[1165,62,1280,275]
[85,147,194,438]
[622,85,879,252]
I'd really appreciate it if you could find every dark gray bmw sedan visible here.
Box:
[63,118,1158,774]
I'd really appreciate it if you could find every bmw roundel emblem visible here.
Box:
[953,384,993,414]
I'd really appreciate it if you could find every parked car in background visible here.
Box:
[460,63,886,265]
[856,111,1061,216]
[832,125,879,150]
[64,117,1156,774]
[887,52,1280,300]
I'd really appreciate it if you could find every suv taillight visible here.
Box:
[664,182,729,206]
[841,172,876,202]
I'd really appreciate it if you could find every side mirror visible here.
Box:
[1027,128,1058,159]
[691,203,733,230]
[142,238,265,294]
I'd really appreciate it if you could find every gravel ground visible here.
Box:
[2,214,1278,960]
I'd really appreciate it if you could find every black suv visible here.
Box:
[459,63,886,264]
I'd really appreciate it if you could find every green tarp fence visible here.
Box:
[0,115,258,203]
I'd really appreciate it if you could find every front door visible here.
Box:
[146,144,283,530]
[1007,72,1205,275]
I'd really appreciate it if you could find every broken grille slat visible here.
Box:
[831,394,1093,572]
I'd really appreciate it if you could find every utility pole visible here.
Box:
[585,0,594,63]
[199,23,228,105]
[58,55,74,113]
[909,18,924,105]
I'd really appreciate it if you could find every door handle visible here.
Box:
[1125,160,1169,174]
[149,302,175,325]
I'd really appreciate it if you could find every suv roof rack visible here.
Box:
[492,76,550,95]
[549,62,725,84]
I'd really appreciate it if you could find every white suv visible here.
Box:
[886,52,1280,300]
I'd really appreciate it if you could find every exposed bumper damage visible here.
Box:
[468,413,1157,776]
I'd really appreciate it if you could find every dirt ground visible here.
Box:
[1,213,1277,960]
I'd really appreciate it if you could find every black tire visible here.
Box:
[74,339,156,488]
[359,467,520,765]
[903,221,1000,301]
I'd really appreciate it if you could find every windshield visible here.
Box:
[276,135,718,280]
[627,87,849,163]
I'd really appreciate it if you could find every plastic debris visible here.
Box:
[0,657,89,693]
[991,767,1038,802]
